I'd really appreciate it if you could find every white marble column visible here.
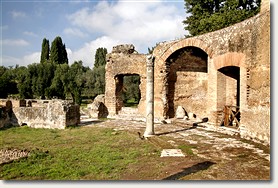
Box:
[144,54,155,137]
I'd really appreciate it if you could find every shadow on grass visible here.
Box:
[162,161,216,180]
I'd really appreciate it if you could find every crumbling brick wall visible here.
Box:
[105,0,270,143]
[105,44,146,117]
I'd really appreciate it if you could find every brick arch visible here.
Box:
[214,52,245,70]
[155,38,213,66]
[213,52,247,120]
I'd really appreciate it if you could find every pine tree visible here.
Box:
[40,38,50,63]
[183,0,261,36]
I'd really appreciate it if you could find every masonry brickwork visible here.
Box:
[105,0,270,144]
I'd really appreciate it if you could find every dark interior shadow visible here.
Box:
[162,161,216,180]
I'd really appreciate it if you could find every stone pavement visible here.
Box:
[81,118,270,163]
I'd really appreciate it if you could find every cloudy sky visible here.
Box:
[1,0,189,68]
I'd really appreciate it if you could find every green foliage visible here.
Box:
[94,47,107,68]
[86,47,108,97]
[0,66,18,98]
[1,40,109,103]
[183,0,261,36]
[66,61,88,105]
[50,36,68,64]
[122,75,141,106]
[16,66,33,99]
[49,64,69,99]
[91,65,106,96]
[40,38,50,63]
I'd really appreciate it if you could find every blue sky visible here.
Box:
[1,0,188,68]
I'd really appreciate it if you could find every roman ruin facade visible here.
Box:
[105,0,270,144]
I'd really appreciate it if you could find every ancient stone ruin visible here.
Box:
[104,0,270,144]
[0,99,80,129]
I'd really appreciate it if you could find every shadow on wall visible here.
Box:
[0,102,19,130]
[162,161,216,180]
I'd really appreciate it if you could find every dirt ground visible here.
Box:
[83,118,271,180]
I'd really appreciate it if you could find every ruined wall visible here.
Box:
[0,99,80,129]
[240,0,270,142]
[151,1,270,143]
[105,44,147,117]
[105,1,270,144]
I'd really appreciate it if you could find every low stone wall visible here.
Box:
[0,99,80,129]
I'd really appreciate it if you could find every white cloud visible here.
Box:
[23,31,38,37]
[67,1,188,52]
[67,36,120,68]
[63,28,88,38]
[1,52,40,67]
[1,39,29,46]
[3,1,188,68]
[10,10,27,19]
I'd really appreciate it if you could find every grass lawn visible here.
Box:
[0,125,165,180]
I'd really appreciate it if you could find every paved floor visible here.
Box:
[82,118,270,162]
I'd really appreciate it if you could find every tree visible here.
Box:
[49,64,69,99]
[183,0,261,36]
[16,66,33,99]
[50,36,68,64]
[40,38,50,63]
[94,47,107,68]
[66,61,87,105]
[90,47,108,97]
[0,66,18,98]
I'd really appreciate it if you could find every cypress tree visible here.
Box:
[94,47,107,68]
[40,38,50,63]
[50,36,68,64]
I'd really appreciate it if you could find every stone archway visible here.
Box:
[210,52,247,126]
[114,74,142,114]
[152,38,213,119]
[165,46,208,118]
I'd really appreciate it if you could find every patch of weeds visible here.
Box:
[178,144,196,156]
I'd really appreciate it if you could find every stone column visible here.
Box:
[144,54,155,137]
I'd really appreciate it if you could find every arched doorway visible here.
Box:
[165,46,208,118]
[114,74,141,114]
[217,66,240,127]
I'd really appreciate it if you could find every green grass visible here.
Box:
[0,126,160,180]
[178,144,196,156]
